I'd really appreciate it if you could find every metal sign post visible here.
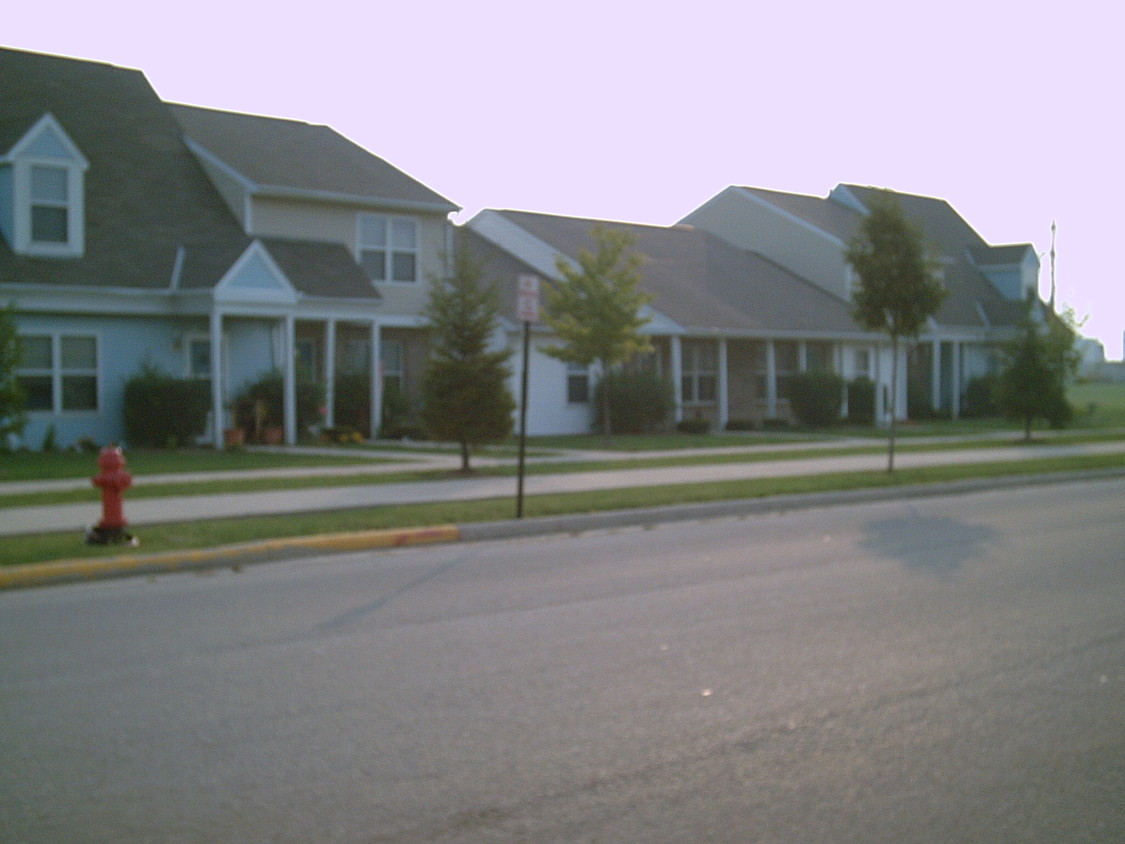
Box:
[516,274,539,518]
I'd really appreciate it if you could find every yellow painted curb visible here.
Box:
[0,524,462,590]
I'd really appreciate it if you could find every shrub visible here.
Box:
[594,370,674,434]
[379,381,424,440]
[725,419,755,431]
[334,372,371,437]
[233,370,322,440]
[847,377,875,425]
[676,418,711,435]
[962,375,999,418]
[123,365,210,447]
[788,371,844,428]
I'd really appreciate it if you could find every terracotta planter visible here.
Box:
[262,425,284,445]
[223,427,245,448]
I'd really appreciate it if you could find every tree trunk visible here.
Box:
[459,441,471,473]
[601,377,612,444]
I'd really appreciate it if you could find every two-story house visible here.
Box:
[1,47,456,449]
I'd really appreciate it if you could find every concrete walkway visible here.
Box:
[4,437,1124,537]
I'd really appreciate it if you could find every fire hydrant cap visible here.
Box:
[98,446,125,472]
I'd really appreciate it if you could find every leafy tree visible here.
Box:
[542,225,653,439]
[996,300,1079,440]
[0,302,27,447]
[845,192,946,470]
[420,248,515,472]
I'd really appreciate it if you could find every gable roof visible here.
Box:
[169,104,459,214]
[733,183,1034,331]
[466,210,863,337]
[0,48,387,302]
[0,48,250,291]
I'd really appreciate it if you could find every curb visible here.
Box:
[3,467,1124,591]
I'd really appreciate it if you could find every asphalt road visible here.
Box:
[2,479,1124,843]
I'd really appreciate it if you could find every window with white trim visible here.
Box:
[381,340,404,393]
[2,114,88,258]
[681,341,717,403]
[566,361,589,404]
[186,336,212,380]
[17,333,99,412]
[358,214,418,282]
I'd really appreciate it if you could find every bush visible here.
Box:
[594,370,674,434]
[962,375,999,418]
[233,370,322,440]
[725,419,755,431]
[676,418,711,434]
[379,381,424,440]
[788,371,844,428]
[847,377,875,425]
[123,365,210,447]
[335,372,371,437]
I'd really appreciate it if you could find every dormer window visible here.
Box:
[1,113,88,258]
[358,213,417,282]
[30,165,71,244]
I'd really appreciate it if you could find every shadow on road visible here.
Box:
[858,510,1000,579]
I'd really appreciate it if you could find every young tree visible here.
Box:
[419,248,515,473]
[996,300,1079,441]
[0,302,27,448]
[845,192,946,471]
[542,225,653,439]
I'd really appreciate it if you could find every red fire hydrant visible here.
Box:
[87,445,137,545]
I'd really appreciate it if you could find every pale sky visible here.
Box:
[7,0,1122,357]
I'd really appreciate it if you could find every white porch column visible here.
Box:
[670,336,683,423]
[765,339,777,418]
[370,321,382,439]
[283,315,297,444]
[951,341,962,419]
[717,338,729,431]
[931,339,942,413]
[874,342,886,423]
[323,319,337,429]
[209,308,224,449]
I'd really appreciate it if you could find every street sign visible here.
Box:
[517,274,540,323]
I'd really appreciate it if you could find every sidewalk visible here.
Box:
[4,437,1124,537]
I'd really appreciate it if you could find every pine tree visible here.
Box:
[845,192,946,471]
[419,249,515,472]
[542,225,652,439]
[996,300,1078,441]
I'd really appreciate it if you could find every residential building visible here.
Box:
[1,47,456,449]
[464,210,890,435]
[682,185,1040,418]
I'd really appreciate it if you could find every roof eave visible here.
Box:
[254,184,459,215]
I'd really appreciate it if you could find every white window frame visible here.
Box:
[16,332,100,414]
[681,341,717,404]
[381,339,404,392]
[565,361,590,404]
[4,114,88,258]
[357,213,418,283]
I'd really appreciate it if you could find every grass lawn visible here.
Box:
[4,450,1124,569]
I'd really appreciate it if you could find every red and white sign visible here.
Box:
[517,274,540,323]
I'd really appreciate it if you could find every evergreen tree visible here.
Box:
[845,192,946,471]
[420,249,515,472]
[996,300,1078,441]
[542,225,652,439]
[0,302,27,447]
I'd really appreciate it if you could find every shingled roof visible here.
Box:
[467,211,862,337]
[169,104,459,214]
[0,48,250,291]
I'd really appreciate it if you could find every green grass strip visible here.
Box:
[4,452,1123,568]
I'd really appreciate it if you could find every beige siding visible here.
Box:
[249,195,449,316]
